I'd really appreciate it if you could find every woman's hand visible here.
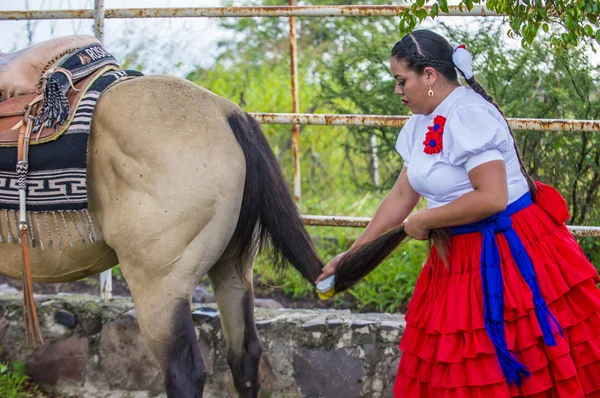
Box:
[405,210,431,240]
[315,251,347,284]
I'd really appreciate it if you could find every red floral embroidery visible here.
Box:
[423,115,447,154]
[423,131,443,154]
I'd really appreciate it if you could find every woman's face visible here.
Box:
[390,57,434,115]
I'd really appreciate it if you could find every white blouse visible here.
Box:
[395,86,529,209]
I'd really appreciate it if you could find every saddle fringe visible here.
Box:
[0,208,98,250]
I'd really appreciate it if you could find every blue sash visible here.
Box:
[451,193,563,386]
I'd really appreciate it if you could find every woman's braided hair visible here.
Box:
[391,30,536,197]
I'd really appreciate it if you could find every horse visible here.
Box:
[0,74,325,397]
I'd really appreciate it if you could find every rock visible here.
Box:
[293,348,365,398]
[379,320,404,330]
[99,316,162,392]
[192,285,214,303]
[380,356,401,398]
[54,309,77,328]
[254,298,284,310]
[327,317,344,329]
[259,351,279,393]
[301,315,328,332]
[0,284,19,295]
[26,336,88,384]
[192,307,219,323]
[81,316,103,336]
[350,320,376,330]
[197,335,214,376]
[256,319,275,330]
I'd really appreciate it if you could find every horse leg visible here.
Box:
[208,256,262,398]
[123,265,207,398]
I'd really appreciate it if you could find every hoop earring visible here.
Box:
[428,86,434,97]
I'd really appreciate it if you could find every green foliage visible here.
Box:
[0,349,30,398]
[398,0,600,48]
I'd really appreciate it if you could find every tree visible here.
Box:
[398,0,600,48]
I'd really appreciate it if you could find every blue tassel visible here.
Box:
[506,230,564,345]
[452,192,563,387]
[535,301,564,345]
[488,321,530,386]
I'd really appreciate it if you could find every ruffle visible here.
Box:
[394,203,600,397]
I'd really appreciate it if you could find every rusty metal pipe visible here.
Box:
[302,215,600,238]
[94,0,112,302]
[289,0,301,205]
[93,0,105,43]
[250,113,600,132]
[0,6,498,20]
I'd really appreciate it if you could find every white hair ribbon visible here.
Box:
[452,44,473,80]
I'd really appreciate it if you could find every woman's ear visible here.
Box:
[423,66,438,85]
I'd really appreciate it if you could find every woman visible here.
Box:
[316,30,600,397]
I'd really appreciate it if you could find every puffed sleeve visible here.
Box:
[395,116,417,166]
[444,105,511,172]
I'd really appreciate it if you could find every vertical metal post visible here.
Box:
[289,0,301,205]
[370,135,379,187]
[93,0,104,42]
[94,0,112,301]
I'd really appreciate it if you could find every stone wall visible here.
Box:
[0,293,404,398]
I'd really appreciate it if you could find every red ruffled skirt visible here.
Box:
[394,193,600,397]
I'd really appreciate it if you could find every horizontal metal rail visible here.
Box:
[251,113,600,132]
[0,5,497,20]
[302,215,600,238]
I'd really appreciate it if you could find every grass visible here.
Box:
[0,349,29,398]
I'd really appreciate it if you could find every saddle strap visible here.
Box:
[18,110,43,347]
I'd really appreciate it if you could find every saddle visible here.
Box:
[0,35,100,102]
[0,36,121,347]
[0,35,120,147]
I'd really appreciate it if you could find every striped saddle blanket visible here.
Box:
[0,43,142,246]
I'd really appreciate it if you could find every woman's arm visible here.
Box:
[316,166,420,283]
[406,160,509,240]
[352,166,421,247]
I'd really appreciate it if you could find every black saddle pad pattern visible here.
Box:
[0,69,143,212]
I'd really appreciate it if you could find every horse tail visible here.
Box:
[333,225,409,293]
[226,111,324,283]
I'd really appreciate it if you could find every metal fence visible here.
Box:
[2,2,600,299]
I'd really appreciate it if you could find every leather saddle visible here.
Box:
[0,35,120,147]
[0,35,100,102]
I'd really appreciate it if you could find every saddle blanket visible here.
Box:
[0,68,143,212]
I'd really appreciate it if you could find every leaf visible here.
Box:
[439,0,449,14]
[430,3,439,17]
[584,24,594,36]
[416,9,428,21]
[543,23,549,32]
[417,0,425,7]
[465,0,474,11]
[596,28,600,43]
